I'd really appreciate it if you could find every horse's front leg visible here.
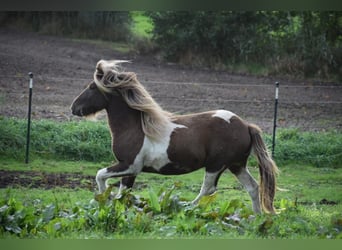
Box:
[116,176,137,198]
[96,162,140,194]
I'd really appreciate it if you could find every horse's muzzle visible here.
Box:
[71,104,82,116]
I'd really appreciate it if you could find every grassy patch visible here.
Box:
[271,128,342,168]
[0,158,103,176]
[276,165,342,204]
[0,117,113,162]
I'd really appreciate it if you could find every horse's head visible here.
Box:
[71,81,108,117]
[71,59,136,117]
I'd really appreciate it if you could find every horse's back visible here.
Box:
[168,110,252,171]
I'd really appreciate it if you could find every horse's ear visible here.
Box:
[94,60,135,86]
[95,61,105,82]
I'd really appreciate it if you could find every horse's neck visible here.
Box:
[106,96,142,136]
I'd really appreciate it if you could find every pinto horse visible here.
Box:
[71,60,279,213]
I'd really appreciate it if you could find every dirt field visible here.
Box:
[1,28,341,133]
[0,170,96,190]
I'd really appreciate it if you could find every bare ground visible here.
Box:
[0,170,96,190]
[0,28,341,133]
[0,28,341,189]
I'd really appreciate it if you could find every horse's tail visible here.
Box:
[248,123,279,213]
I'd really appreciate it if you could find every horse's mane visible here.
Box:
[93,59,173,141]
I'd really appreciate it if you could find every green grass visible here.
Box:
[271,128,342,168]
[0,158,104,176]
[276,165,342,204]
[0,117,113,162]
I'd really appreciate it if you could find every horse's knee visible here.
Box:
[96,168,107,181]
[96,168,108,193]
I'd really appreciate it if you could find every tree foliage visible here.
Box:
[149,11,342,79]
[1,11,341,79]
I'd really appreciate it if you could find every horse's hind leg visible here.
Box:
[232,167,261,213]
[192,170,223,204]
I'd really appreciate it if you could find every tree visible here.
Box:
[149,11,342,79]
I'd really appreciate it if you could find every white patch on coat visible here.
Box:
[132,122,187,172]
[212,110,236,123]
[95,121,187,193]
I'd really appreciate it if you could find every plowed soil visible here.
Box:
[1,28,341,132]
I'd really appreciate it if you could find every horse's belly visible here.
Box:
[143,162,197,175]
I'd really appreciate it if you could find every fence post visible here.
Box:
[272,81,279,158]
[25,72,33,164]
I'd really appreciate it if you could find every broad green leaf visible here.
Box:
[95,184,115,208]
[42,204,55,223]
[258,217,273,235]
[198,193,217,210]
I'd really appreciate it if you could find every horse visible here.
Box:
[71,59,279,214]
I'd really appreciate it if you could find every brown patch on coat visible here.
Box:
[167,111,252,174]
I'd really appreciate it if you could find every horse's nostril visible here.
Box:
[71,106,82,116]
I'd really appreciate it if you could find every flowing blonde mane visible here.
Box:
[93,59,173,140]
